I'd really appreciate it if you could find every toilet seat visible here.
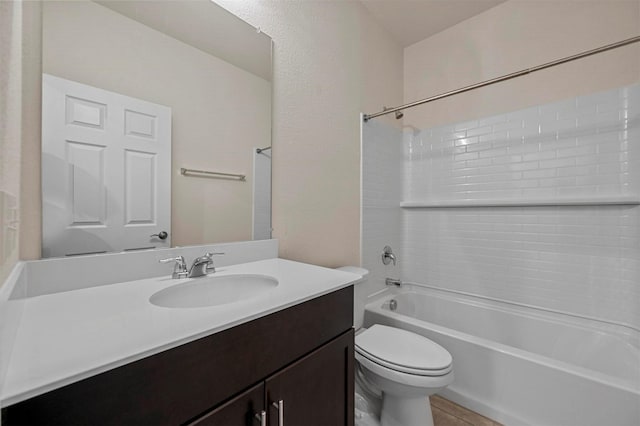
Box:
[355,325,452,376]
[356,351,454,390]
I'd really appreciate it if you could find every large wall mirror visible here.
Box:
[40,0,272,258]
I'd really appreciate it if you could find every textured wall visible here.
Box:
[17,1,42,263]
[0,1,39,281]
[216,0,403,267]
[403,0,640,130]
[0,0,23,284]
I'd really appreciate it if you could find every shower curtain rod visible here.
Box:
[363,35,640,122]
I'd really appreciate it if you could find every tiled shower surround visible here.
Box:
[362,84,640,331]
[404,85,639,201]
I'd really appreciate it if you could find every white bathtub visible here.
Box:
[363,284,640,426]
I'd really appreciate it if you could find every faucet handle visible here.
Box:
[204,252,225,273]
[201,252,225,262]
[159,256,188,278]
[193,252,224,263]
[382,246,397,266]
[159,255,186,265]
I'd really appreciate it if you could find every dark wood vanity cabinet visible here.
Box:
[192,330,354,426]
[2,286,354,426]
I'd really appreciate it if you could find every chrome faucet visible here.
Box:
[385,277,402,287]
[159,252,225,279]
[187,252,225,278]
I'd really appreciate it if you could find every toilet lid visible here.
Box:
[355,325,452,374]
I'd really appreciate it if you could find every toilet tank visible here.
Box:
[336,266,369,329]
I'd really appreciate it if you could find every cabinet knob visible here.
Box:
[254,410,266,426]
[271,400,284,426]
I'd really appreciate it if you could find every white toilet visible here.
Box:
[337,267,453,426]
[356,324,454,426]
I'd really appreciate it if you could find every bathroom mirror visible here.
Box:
[40,0,272,258]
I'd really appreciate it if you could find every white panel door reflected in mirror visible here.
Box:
[42,74,172,257]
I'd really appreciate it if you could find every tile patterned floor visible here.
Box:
[431,396,502,426]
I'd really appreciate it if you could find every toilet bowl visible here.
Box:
[355,324,453,426]
[336,266,454,426]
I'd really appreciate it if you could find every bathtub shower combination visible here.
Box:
[364,284,639,425]
[361,80,640,426]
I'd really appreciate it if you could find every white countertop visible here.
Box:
[1,258,360,406]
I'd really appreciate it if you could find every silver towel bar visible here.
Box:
[180,168,246,181]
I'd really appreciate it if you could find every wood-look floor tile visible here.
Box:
[431,395,502,426]
[433,406,473,426]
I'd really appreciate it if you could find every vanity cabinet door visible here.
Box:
[265,329,354,426]
[189,382,265,426]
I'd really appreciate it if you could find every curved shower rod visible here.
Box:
[363,35,640,122]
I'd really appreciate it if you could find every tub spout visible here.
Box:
[385,278,402,287]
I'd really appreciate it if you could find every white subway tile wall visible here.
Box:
[404,85,640,202]
[400,84,640,329]
[361,120,403,297]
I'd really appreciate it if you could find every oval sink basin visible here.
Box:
[150,274,279,308]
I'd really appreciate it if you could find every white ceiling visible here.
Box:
[361,0,507,47]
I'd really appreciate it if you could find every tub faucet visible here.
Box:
[187,252,225,278]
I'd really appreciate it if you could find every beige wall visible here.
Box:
[0,1,42,284]
[403,0,640,129]
[19,1,42,263]
[41,0,271,249]
[0,1,23,284]
[216,0,404,267]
